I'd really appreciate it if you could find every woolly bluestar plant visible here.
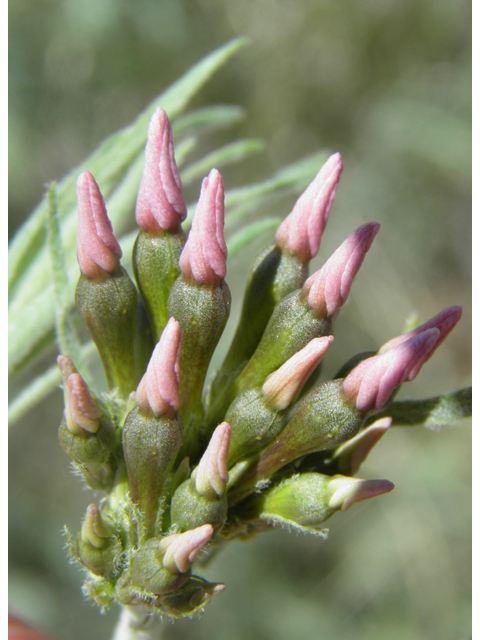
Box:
[53,101,471,640]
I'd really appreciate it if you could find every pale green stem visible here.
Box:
[112,605,164,640]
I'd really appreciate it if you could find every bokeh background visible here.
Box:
[9,1,471,639]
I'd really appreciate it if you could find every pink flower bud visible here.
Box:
[135,108,187,233]
[328,476,394,512]
[303,222,380,318]
[378,305,462,381]
[331,417,391,475]
[81,504,111,548]
[276,153,343,263]
[262,336,334,410]
[135,318,181,416]
[159,524,213,574]
[194,422,231,498]
[342,328,440,413]
[67,373,103,434]
[179,169,227,285]
[76,170,122,278]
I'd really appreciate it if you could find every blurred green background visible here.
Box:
[9,1,471,639]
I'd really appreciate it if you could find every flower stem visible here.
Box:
[112,605,164,640]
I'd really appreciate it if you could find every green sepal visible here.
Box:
[228,379,364,505]
[133,229,185,343]
[168,276,231,455]
[212,289,332,423]
[75,267,138,398]
[170,479,227,533]
[159,576,225,617]
[123,407,183,539]
[58,414,118,491]
[75,532,123,581]
[239,472,341,533]
[224,387,286,467]
[115,538,190,604]
[209,243,306,405]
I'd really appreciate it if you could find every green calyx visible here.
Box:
[225,386,286,467]
[170,478,228,533]
[133,229,185,343]
[209,289,332,425]
[227,379,365,505]
[115,538,190,604]
[209,244,307,401]
[58,413,118,491]
[75,268,140,398]
[123,407,183,539]
[168,275,231,454]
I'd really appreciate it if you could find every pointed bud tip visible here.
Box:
[67,373,102,433]
[179,169,227,285]
[76,171,122,278]
[160,524,214,574]
[195,422,231,497]
[329,477,394,512]
[342,328,440,413]
[379,305,463,381]
[276,153,343,262]
[334,416,391,475]
[304,222,380,317]
[262,336,334,410]
[136,108,187,233]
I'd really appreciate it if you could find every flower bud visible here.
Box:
[276,153,343,263]
[75,171,139,398]
[378,306,462,381]
[325,417,392,476]
[160,576,225,616]
[168,170,231,450]
[244,472,394,531]
[123,320,183,536]
[123,406,183,538]
[228,379,365,505]
[133,109,187,342]
[116,526,213,603]
[76,504,120,579]
[302,222,380,319]
[225,337,333,466]
[170,423,230,532]
[58,370,117,490]
[224,224,379,411]
[342,328,440,412]
[208,154,343,415]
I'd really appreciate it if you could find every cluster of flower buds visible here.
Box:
[59,107,462,618]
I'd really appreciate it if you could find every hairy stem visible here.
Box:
[112,606,164,640]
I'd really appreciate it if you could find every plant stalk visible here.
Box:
[112,605,164,640]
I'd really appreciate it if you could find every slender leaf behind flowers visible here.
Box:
[8,39,334,425]
[8,36,249,292]
[375,387,472,430]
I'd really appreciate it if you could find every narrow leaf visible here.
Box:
[9,37,249,291]
[45,183,85,373]
[375,387,472,430]
[8,342,98,426]
[181,139,264,185]
[227,218,282,258]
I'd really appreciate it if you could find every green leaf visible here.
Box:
[375,387,472,430]
[224,151,330,227]
[227,218,282,258]
[181,139,264,186]
[8,342,98,426]
[45,183,85,375]
[9,37,249,292]
[8,38,249,378]
[172,104,246,136]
